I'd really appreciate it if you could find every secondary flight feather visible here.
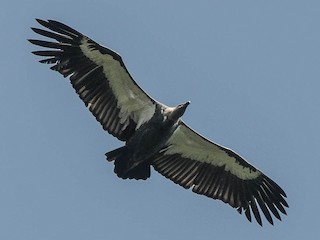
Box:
[29,19,288,226]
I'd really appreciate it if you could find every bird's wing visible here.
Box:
[152,121,288,226]
[29,19,162,141]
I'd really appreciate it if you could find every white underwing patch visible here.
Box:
[80,38,156,129]
[164,124,261,180]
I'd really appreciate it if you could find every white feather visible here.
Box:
[80,38,156,129]
[163,124,261,180]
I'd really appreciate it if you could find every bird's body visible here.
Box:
[29,19,288,226]
[108,102,189,180]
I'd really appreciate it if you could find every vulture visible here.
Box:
[29,19,288,226]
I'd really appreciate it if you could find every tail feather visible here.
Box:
[105,146,127,162]
[105,147,151,180]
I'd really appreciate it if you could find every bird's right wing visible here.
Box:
[152,121,288,226]
[29,19,163,141]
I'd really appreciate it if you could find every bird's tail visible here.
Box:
[105,146,151,180]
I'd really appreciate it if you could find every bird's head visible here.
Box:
[167,101,190,122]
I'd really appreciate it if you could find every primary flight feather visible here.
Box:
[29,19,288,226]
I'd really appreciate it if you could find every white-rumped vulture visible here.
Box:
[29,19,288,226]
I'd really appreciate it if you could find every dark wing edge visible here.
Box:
[152,121,288,226]
[29,19,161,141]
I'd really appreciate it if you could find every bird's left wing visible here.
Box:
[29,19,162,141]
[152,121,288,226]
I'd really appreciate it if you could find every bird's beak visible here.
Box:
[183,101,191,109]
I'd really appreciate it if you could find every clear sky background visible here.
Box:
[1,0,319,239]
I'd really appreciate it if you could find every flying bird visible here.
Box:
[29,19,288,226]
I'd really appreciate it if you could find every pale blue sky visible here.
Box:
[1,0,319,239]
